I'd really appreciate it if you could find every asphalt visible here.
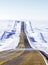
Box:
[0,30,47,65]
[2,50,46,65]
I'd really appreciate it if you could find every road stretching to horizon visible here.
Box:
[0,31,48,65]
[0,21,48,65]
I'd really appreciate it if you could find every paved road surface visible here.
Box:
[0,23,47,65]
[0,50,46,65]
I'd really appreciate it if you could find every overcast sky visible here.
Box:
[0,0,48,21]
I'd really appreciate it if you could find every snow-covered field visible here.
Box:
[0,20,48,54]
[25,20,48,54]
[0,20,21,51]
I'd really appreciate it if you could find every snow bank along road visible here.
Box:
[0,20,48,65]
[0,20,21,51]
[0,20,48,54]
[25,20,48,55]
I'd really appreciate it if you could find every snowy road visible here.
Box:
[0,20,48,55]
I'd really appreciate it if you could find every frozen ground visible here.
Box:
[0,20,48,54]
[25,20,48,54]
[0,20,21,51]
